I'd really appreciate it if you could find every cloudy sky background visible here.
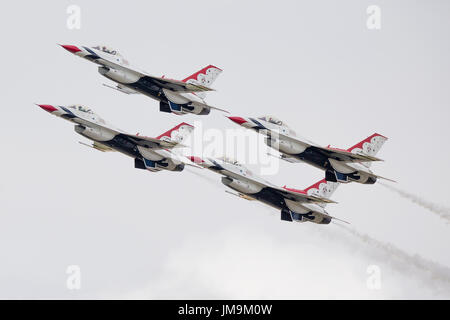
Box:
[0,0,449,298]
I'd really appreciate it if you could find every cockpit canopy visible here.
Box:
[67,105,93,114]
[217,155,242,166]
[67,105,106,123]
[258,115,288,127]
[92,45,121,56]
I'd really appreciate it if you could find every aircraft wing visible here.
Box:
[169,153,204,169]
[147,75,215,93]
[104,61,215,93]
[267,131,383,163]
[121,133,186,149]
[74,118,184,150]
[316,145,383,162]
[276,185,337,204]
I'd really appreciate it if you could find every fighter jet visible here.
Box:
[188,156,346,224]
[37,104,195,172]
[227,115,393,184]
[60,44,227,115]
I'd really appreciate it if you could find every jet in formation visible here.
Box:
[36,104,194,172]
[227,115,393,185]
[60,44,226,115]
[188,156,347,224]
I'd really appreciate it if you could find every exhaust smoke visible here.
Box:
[333,222,450,294]
[380,182,450,222]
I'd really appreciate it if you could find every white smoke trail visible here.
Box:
[187,170,450,292]
[333,222,450,293]
[379,182,450,222]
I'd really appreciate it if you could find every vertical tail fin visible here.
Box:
[347,133,388,168]
[156,122,194,144]
[182,65,222,99]
[303,179,340,207]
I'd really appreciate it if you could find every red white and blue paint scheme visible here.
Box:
[37,104,195,172]
[188,156,346,224]
[228,115,393,184]
[60,44,227,115]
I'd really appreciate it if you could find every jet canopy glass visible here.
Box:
[92,45,121,56]
[258,115,289,127]
[67,105,94,114]
[217,155,242,166]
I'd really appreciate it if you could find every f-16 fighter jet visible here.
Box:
[60,44,226,115]
[227,115,393,185]
[188,156,346,224]
[37,104,194,172]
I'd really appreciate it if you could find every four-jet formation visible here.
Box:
[60,44,227,115]
[37,44,394,225]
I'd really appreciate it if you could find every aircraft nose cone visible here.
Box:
[60,44,81,53]
[188,156,204,164]
[227,116,247,125]
[37,104,58,113]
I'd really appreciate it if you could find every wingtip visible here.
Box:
[377,176,397,183]
[209,106,230,113]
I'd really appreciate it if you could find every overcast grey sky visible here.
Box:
[0,0,449,299]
